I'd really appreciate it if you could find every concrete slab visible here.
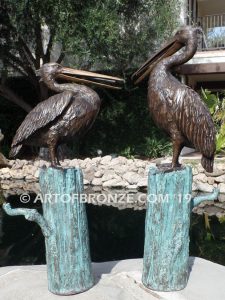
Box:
[0,257,224,300]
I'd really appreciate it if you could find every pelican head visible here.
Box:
[174,26,203,45]
[132,25,202,84]
[40,62,62,77]
[36,63,124,90]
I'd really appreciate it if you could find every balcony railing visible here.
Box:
[198,14,225,50]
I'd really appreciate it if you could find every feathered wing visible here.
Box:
[174,86,216,169]
[10,91,73,155]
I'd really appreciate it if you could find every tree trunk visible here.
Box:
[143,165,219,291]
[39,167,94,295]
[142,166,192,291]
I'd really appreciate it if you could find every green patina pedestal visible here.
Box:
[3,167,94,295]
[142,165,219,291]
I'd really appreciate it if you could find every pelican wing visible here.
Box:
[173,86,216,157]
[11,91,73,147]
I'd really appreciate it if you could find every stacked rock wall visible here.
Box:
[0,156,224,213]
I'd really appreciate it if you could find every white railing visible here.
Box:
[198,14,225,50]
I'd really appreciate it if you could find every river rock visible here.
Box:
[135,160,147,168]
[1,157,225,207]
[205,169,225,177]
[207,177,215,185]
[83,179,90,185]
[192,168,198,175]
[0,173,10,180]
[137,177,148,187]
[195,181,214,193]
[100,155,112,164]
[1,167,10,174]
[216,163,225,170]
[92,157,101,162]
[68,159,79,167]
[34,169,40,179]
[38,160,49,168]
[92,178,103,186]
[102,171,120,182]
[197,165,205,173]
[123,172,142,185]
[34,160,41,167]
[94,170,103,178]
[83,166,96,180]
[218,183,225,194]
[25,175,36,182]
[193,173,208,183]
[108,158,121,167]
[103,179,127,188]
[127,185,138,190]
[192,182,198,191]
[117,156,128,164]
[115,165,129,175]
[9,170,24,180]
[12,160,24,169]
[215,175,225,183]
[138,168,145,175]
[8,160,15,166]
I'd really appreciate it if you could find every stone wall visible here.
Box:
[0,156,225,213]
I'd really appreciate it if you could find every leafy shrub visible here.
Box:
[138,136,172,158]
[201,89,225,154]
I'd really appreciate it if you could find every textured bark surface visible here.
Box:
[143,166,192,291]
[39,167,94,295]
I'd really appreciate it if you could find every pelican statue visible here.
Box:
[10,63,124,166]
[132,26,216,172]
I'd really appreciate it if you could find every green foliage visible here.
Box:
[138,136,172,158]
[120,146,135,159]
[1,0,180,77]
[62,0,181,71]
[219,216,225,224]
[190,214,225,265]
[201,89,225,153]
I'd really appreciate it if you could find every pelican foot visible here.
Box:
[51,166,63,170]
[158,163,184,173]
[50,162,62,170]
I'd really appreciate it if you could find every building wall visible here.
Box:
[198,0,225,16]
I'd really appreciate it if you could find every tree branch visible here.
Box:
[4,58,27,77]
[6,52,25,71]
[45,29,55,63]
[35,22,44,66]
[6,52,37,86]
[18,37,37,67]
[56,52,65,64]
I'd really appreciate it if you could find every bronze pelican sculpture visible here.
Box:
[132,26,216,172]
[10,63,123,166]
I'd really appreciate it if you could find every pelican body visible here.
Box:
[10,63,123,166]
[133,26,216,172]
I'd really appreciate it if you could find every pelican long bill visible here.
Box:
[132,38,184,85]
[57,67,124,90]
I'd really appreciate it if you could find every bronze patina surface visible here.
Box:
[10,63,123,166]
[133,26,216,172]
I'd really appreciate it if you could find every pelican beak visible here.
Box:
[132,37,184,85]
[57,67,124,90]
